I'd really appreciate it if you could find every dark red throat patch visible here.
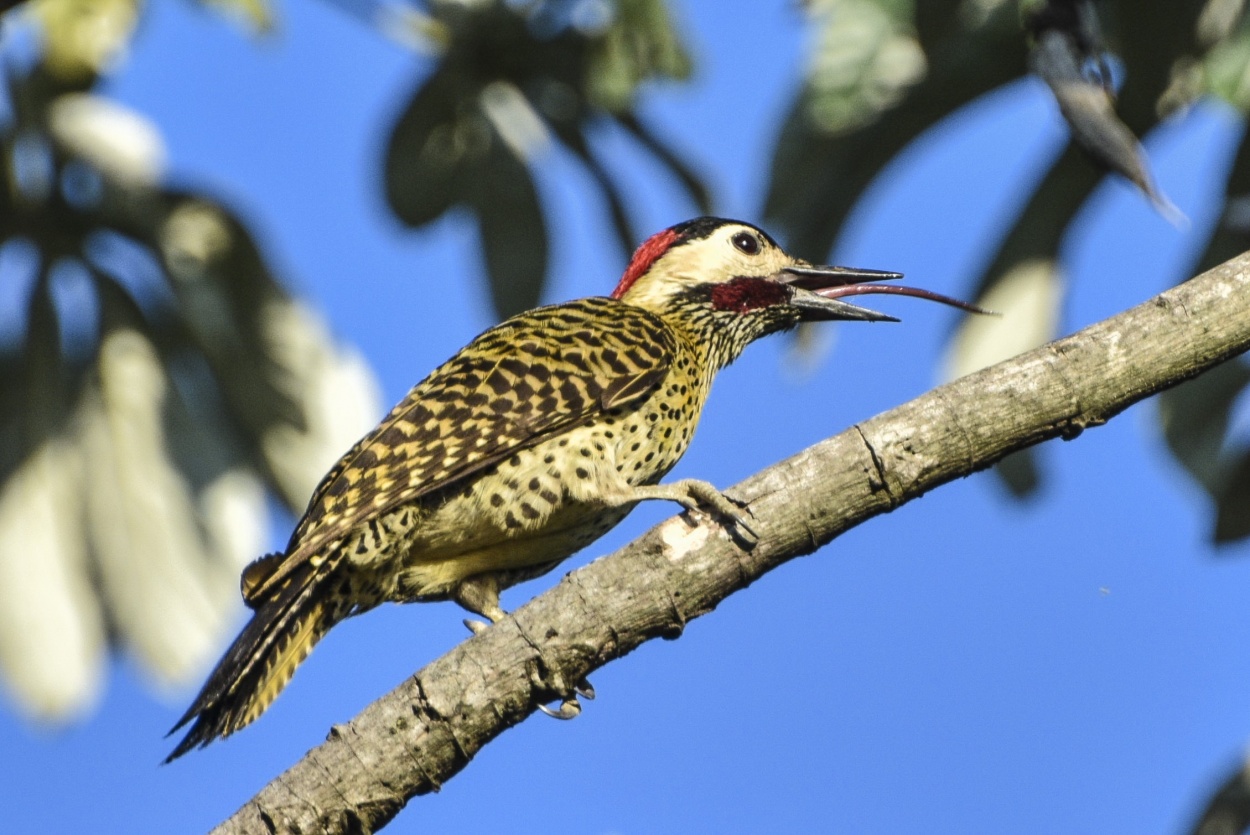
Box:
[711,277,790,313]
[611,228,680,299]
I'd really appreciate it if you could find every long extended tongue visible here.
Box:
[817,283,994,315]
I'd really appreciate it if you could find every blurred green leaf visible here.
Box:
[1202,26,1250,111]
[1160,0,1250,115]
[1160,360,1250,496]
[588,0,691,112]
[764,0,1021,261]
[470,134,548,319]
[153,194,305,433]
[30,0,138,83]
[1216,449,1250,543]
[997,449,1043,497]
[801,0,924,137]
[20,256,79,443]
[384,0,707,312]
[385,64,471,227]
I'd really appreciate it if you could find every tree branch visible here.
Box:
[214,251,1250,834]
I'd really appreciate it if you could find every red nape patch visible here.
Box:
[611,228,680,299]
[711,277,790,313]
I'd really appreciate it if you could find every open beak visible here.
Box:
[776,264,992,323]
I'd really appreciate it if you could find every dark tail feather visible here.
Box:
[164,556,345,763]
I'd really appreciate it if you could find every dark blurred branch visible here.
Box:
[213,251,1250,834]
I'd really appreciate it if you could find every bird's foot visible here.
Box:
[681,482,758,546]
[454,575,507,635]
[645,480,760,545]
[539,697,582,720]
[611,479,758,546]
[715,503,759,546]
[537,676,595,719]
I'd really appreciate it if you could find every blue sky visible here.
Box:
[2,1,1249,833]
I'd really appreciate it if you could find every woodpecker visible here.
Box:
[166,216,982,761]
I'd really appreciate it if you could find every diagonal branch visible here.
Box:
[214,251,1250,835]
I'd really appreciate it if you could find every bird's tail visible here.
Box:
[164,553,348,763]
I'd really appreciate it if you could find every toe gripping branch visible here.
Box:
[508,616,597,721]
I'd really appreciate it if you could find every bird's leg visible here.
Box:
[534,476,759,720]
[610,478,758,544]
[453,574,506,635]
[456,573,593,717]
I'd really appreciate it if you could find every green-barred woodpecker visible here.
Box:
[166,217,983,761]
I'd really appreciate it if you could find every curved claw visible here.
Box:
[463,618,489,635]
[703,488,758,545]
[538,696,582,720]
[726,510,758,545]
[538,676,594,718]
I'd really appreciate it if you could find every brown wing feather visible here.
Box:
[248,298,675,601]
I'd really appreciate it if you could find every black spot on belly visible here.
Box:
[490,494,504,508]
[520,503,539,520]
[576,467,589,480]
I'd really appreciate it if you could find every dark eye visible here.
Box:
[731,231,760,255]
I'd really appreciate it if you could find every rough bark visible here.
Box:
[214,251,1250,835]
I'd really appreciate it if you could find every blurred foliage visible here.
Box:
[764,0,1250,521]
[384,0,710,318]
[758,5,1250,819]
[0,0,379,718]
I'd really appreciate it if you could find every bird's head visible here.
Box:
[610,217,983,345]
